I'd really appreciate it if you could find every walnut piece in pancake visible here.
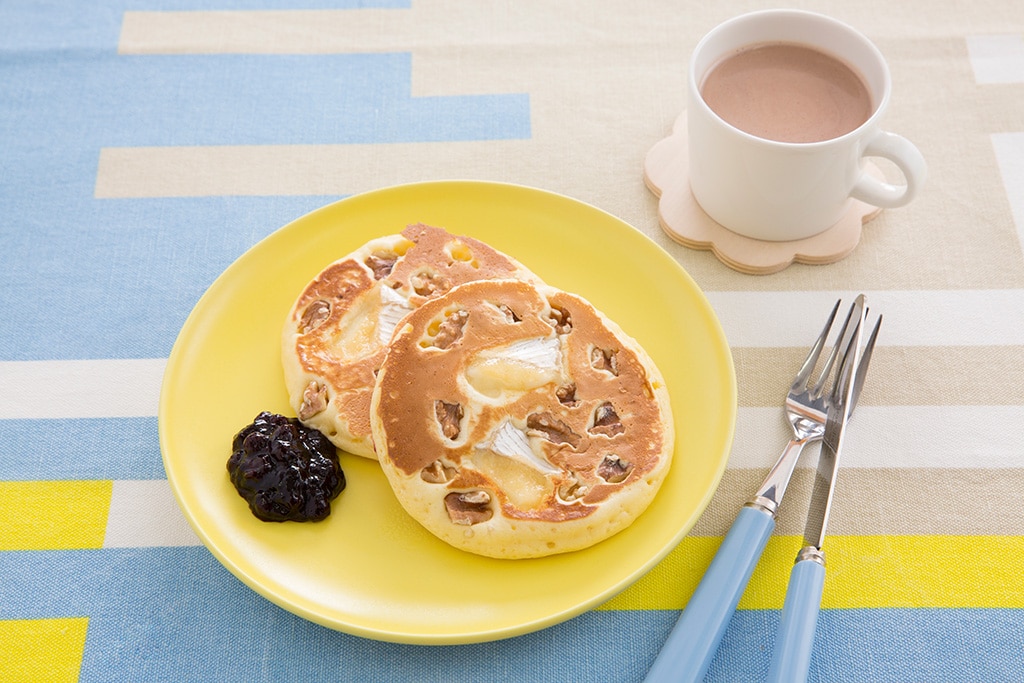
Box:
[370,279,674,559]
[282,224,537,459]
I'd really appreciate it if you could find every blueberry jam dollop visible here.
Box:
[227,411,345,522]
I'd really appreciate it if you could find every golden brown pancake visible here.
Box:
[370,279,674,558]
[282,224,537,458]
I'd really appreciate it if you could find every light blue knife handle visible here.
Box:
[765,554,826,683]
[643,505,775,683]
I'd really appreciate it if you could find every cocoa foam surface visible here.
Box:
[700,42,872,143]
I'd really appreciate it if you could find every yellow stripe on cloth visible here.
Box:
[0,481,112,550]
[601,534,1024,611]
[0,618,89,683]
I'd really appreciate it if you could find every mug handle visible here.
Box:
[850,130,927,208]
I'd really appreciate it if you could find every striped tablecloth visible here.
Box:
[3,1,1023,681]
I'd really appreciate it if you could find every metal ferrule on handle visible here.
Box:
[642,505,775,683]
[750,436,811,517]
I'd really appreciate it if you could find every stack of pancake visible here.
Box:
[282,224,673,559]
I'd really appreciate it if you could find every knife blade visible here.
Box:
[803,296,874,550]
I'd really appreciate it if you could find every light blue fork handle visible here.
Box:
[765,554,826,683]
[643,505,775,683]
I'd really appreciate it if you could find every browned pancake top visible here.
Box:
[374,279,669,523]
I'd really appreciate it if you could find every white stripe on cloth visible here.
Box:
[103,479,201,548]
[705,289,1024,347]
[0,358,166,419]
[967,34,1024,84]
[729,405,1024,470]
[992,133,1024,254]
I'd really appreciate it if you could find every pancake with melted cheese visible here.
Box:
[282,224,537,459]
[370,279,674,559]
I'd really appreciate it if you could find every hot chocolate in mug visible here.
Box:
[687,9,927,241]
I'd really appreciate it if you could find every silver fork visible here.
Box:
[748,300,860,518]
[643,298,868,683]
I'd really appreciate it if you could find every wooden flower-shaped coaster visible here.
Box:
[643,112,883,274]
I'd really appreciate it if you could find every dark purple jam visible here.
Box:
[227,411,345,522]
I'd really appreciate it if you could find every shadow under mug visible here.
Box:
[687,9,927,242]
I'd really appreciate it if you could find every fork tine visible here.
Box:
[850,314,882,411]
[828,296,868,404]
[810,300,858,398]
[791,299,841,393]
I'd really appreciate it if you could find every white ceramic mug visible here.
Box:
[687,9,927,241]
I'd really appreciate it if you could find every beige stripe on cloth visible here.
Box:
[735,346,1024,407]
[693,467,1024,537]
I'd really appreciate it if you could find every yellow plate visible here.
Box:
[159,181,736,644]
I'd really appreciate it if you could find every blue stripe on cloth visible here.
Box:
[0,1,410,52]
[3,53,529,149]
[1,548,1022,682]
[0,196,343,360]
[0,418,163,480]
